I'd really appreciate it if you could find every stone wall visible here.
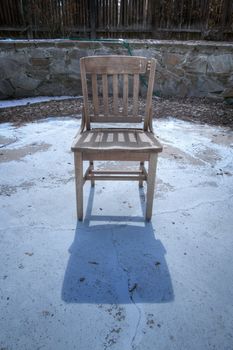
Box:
[0,39,232,100]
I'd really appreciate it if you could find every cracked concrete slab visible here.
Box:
[0,117,233,350]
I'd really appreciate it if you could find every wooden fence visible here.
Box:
[0,0,232,40]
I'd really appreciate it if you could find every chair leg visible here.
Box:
[146,154,158,221]
[139,161,144,188]
[90,161,95,187]
[74,152,83,221]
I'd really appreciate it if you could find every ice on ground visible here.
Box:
[0,117,233,350]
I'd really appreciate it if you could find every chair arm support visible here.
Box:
[71,107,86,150]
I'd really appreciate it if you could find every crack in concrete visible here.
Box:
[129,286,142,350]
[0,137,18,148]
[0,225,75,231]
[111,231,142,350]
[157,194,233,216]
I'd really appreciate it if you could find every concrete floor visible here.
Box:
[0,117,233,350]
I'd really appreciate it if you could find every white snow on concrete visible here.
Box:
[0,117,233,350]
[0,96,81,109]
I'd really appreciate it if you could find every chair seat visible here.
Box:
[72,129,162,153]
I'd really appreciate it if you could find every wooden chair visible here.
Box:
[71,55,162,221]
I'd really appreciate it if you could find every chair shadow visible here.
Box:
[62,187,174,304]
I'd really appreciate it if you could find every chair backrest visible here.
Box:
[80,55,157,131]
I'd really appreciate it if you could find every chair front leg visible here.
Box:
[74,152,83,221]
[146,153,158,221]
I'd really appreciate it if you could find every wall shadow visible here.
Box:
[62,187,174,304]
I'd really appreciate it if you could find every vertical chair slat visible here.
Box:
[80,58,90,129]
[113,74,118,115]
[133,74,139,116]
[123,74,128,116]
[144,59,156,131]
[92,74,99,116]
[102,74,109,116]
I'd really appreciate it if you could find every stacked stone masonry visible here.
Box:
[0,40,232,99]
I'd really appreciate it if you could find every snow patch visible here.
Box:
[0,96,82,109]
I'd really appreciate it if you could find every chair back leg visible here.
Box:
[139,161,144,188]
[89,161,95,187]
